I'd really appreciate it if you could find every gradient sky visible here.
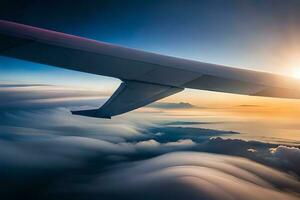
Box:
[1,0,300,106]
[1,2,300,199]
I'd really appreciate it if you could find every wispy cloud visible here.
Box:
[148,102,198,109]
[0,84,108,110]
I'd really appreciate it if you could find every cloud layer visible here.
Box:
[0,84,300,200]
[80,152,300,200]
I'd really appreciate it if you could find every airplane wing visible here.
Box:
[1,20,300,118]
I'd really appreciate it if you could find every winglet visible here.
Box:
[71,80,183,119]
[71,109,111,119]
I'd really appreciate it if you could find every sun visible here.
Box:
[292,68,300,79]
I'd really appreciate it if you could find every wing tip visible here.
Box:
[71,109,111,119]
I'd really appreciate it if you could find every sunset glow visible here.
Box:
[1,1,300,200]
[292,68,300,79]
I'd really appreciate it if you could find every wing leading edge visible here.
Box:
[1,20,300,118]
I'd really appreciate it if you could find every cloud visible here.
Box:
[196,137,300,177]
[84,152,300,200]
[148,102,197,109]
[237,104,262,108]
[204,137,271,154]
[0,84,108,110]
[270,145,300,176]
[0,109,141,142]
[0,127,136,170]
[0,108,143,199]
[146,126,239,144]
[164,139,195,146]
[136,139,160,147]
[0,110,299,200]
[134,139,196,152]
[163,121,222,126]
[0,83,300,199]
[270,146,300,156]
[247,148,258,153]
[0,83,50,87]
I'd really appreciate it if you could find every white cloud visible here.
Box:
[0,84,109,110]
[247,148,257,153]
[165,139,196,146]
[270,146,300,156]
[135,139,196,151]
[136,139,160,148]
[91,152,300,200]
[269,145,300,173]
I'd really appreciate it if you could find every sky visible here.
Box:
[0,1,300,200]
